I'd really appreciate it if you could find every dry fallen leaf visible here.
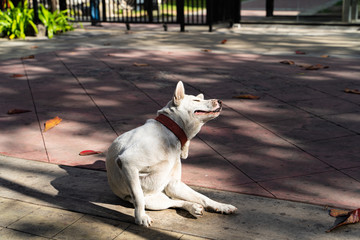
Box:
[133,62,149,67]
[7,109,32,115]
[233,94,260,100]
[280,60,295,65]
[305,64,329,70]
[21,55,35,60]
[79,150,103,156]
[11,74,25,78]
[295,50,306,55]
[327,208,360,232]
[30,45,38,49]
[221,39,227,44]
[298,64,329,70]
[44,116,62,132]
[321,55,329,58]
[344,88,360,94]
[329,209,350,217]
[202,49,212,52]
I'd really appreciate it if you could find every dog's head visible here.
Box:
[171,81,222,124]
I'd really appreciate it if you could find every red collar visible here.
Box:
[155,114,187,148]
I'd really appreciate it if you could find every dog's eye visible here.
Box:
[193,99,200,102]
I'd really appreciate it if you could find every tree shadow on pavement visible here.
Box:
[1,47,360,213]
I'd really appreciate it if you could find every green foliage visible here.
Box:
[0,0,38,39]
[38,4,74,39]
[0,0,74,40]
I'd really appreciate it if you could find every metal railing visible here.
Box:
[52,0,240,31]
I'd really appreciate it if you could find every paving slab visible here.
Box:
[1,155,360,240]
[264,116,355,144]
[7,206,83,238]
[223,144,332,182]
[260,170,360,210]
[298,135,360,169]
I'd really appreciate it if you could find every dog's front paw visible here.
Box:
[190,203,204,218]
[135,214,153,227]
[213,203,237,214]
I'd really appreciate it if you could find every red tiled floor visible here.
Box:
[264,116,355,144]
[223,145,332,182]
[289,96,360,116]
[299,135,360,169]
[199,121,290,154]
[224,95,312,123]
[1,48,360,210]
[341,167,360,182]
[260,170,360,209]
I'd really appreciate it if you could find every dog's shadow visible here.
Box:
[51,160,195,222]
[51,161,133,221]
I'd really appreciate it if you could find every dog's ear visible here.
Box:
[196,93,204,100]
[173,81,185,106]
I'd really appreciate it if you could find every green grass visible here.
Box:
[161,0,206,12]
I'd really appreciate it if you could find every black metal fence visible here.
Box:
[65,0,241,31]
[1,0,241,32]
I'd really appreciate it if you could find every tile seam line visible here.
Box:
[305,84,360,107]
[2,201,42,229]
[3,227,49,239]
[21,59,50,163]
[196,135,277,199]
[265,91,360,136]
[53,51,119,137]
[262,94,360,174]
[51,214,85,239]
[110,223,132,240]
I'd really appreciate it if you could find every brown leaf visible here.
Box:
[280,60,295,65]
[79,150,103,156]
[202,49,212,52]
[298,64,329,70]
[221,39,227,44]
[306,64,329,70]
[11,74,25,78]
[30,45,38,49]
[44,116,62,132]
[327,208,360,232]
[233,94,260,100]
[7,109,32,115]
[21,55,35,60]
[133,62,149,67]
[344,88,360,94]
[329,209,350,217]
[295,50,306,55]
[321,55,329,58]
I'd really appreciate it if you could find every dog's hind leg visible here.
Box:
[165,180,237,214]
[145,192,204,218]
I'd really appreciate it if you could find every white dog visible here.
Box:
[106,81,237,227]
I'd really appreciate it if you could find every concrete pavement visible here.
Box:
[1,155,360,239]
[0,23,360,239]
